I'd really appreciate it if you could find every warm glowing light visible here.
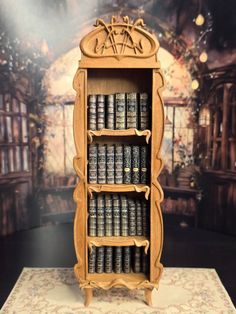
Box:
[199,51,208,63]
[191,79,199,90]
[41,39,49,56]
[195,14,205,26]
[199,106,210,127]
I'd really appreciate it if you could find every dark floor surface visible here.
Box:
[0,222,236,308]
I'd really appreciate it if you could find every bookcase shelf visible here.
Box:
[73,16,164,307]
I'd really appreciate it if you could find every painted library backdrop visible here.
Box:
[0,0,236,237]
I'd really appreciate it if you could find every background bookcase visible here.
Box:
[73,16,165,306]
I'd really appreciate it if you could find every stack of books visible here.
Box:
[88,245,149,274]
[88,144,149,184]
[88,92,150,131]
[88,194,149,237]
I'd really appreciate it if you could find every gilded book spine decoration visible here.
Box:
[127,92,138,129]
[106,94,115,129]
[115,93,126,130]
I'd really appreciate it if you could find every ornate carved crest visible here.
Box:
[80,16,159,61]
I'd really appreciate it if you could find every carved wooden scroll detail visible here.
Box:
[80,16,159,60]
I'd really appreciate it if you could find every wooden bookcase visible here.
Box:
[73,17,165,306]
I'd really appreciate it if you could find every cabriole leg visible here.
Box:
[84,288,93,307]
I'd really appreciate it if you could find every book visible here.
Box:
[140,146,148,184]
[127,92,138,129]
[123,246,131,273]
[131,145,140,184]
[115,93,126,129]
[88,247,96,273]
[114,246,122,273]
[128,198,136,236]
[133,246,141,273]
[106,144,115,184]
[97,194,105,237]
[136,200,142,236]
[120,195,128,236]
[88,95,97,131]
[96,246,105,273]
[88,196,97,236]
[139,93,150,130]
[141,249,149,273]
[142,200,149,236]
[105,246,113,273]
[115,144,123,184]
[105,194,113,237]
[123,145,131,184]
[112,194,121,236]
[106,94,115,129]
[97,94,105,130]
[88,144,97,184]
[97,144,106,184]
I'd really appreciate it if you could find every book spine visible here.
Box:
[139,93,149,130]
[120,195,128,236]
[142,200,149,236]
[140,146,148,184]
[136,200,142,236]
[106,144,115,184]
[131,145,140,184]
[128,198,136,236]
[88,144,97,184]
[88,196,97,236]
[105,194,113,237]
[97,194,105,237]
[97,94,105,130]
[133,246,141,273]
[115,93,126,130]
[113,194,120,236]
[123,246,131,273]
[141,249,149,273]
[127,92,138,129]
[97,144,106,184]
[96,246,105,273]
[105,246,113,273]
[106,94,115,129]
[88,248,96,273]
[114,246,122,273]
[115,144,123,184]
[123,145,131,184]
[88,95,97,131]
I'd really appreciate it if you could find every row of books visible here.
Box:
[89,194,149,237]
[0,115,28,143]
[88,144,149,184]
[0,146,29,175]
[88,93,150,131]
[88,246,149,274]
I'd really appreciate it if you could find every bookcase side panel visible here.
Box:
[150,69,165,283]
[73,68,88,281]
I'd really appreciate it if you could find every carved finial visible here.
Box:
[123,16,130,24]
[134,18,145,28]
[94,18,106,27]
[111,16,117,24]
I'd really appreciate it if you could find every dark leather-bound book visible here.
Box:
[88,144,97,184]
[120,195,128,236]
[140,145,148,184]
[97,194,105,237]
[106,144,115,184]
[97,94,105,130]
[96,246,105,273]
[115,93,126,130]
[142,200,149,236]
[88,95,97,131]
[114,246,122,273]
[131,145,140,184]
[141,249,149,273]
[105,246,113,273]
[123,145,131,184]
[113,194,121,236]
[128,198,136,236]
[139,93,150,130]
[133,246,141,273]
[88,247,96,273]
[123,246,131,273]
[105,194,113,237]
[98,144,106,184]
[127,92,138,129]
[88,195,97,236]
[106,94,115,129]
[136,200,142,236]
[115,144,123,184]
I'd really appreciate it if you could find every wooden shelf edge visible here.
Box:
[87,128,151,144]
[87,184,150,199]
[87,236,150,254]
